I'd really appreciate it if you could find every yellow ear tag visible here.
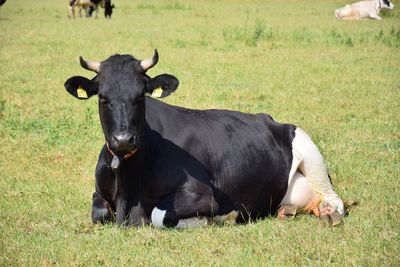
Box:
[77,87,88,99]
[151,88,163,98]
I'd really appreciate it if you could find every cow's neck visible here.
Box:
[104,142,146,224]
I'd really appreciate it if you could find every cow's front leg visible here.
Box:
[151,182,220,228]
[85,7,91,17]
[290,128,345,219]
[92,191,114,223]
[369,13,382,20]
[78,6,83,17]
[93,146,117,224]
[68,6,75,18]
[112,193,150,227]
[128,202,150,227]
[94,5,99,19]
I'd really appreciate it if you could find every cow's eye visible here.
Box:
[99,96,111,107]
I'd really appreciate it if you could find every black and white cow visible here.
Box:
[68,0,114,19]
[64,50,345,228]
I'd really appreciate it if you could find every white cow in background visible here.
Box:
[335,0,394,20]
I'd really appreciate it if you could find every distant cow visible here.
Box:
[68,0,114,19]
[64,50,345,228]
[335,0,394,20]
[87,0,115,18]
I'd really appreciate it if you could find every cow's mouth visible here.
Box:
[106,142,138,160]
[107,144,139,171]
[116,148,138,160]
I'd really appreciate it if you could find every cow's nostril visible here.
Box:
[112,134,119,144]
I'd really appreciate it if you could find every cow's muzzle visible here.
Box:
[111,130,138,152]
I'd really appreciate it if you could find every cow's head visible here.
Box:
[64,50,179,156]
[381,0,394,10]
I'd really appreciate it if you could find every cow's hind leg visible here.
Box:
[289,128,344,222]
[68,5,75,18]
[78,6,83,17]
[94,5,99,19]
[151,183,220,228]
[339,7,361,20]
[279,171,320,219]
[369,13,382,20]
[92,192,114,224]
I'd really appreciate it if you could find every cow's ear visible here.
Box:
[64,76,98,100]
[145,74,179,98]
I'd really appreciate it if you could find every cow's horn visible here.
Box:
[140,49,159,71]
[80,56,100,73]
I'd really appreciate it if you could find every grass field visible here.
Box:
[0,0,399,266]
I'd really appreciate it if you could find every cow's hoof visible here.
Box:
[278,205,297,220]
[92,192,114,224]
[319,203,342,226]
[92,207,113,224]
[329,211,342,226]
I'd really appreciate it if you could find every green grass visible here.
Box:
[0,0,399,266]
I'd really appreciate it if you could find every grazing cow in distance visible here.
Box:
[87,0,115,18]
[335,0,394,20]
[64,50,345,228]
[68,0,114,19]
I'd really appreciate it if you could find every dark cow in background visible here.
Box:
[87,0,115,18]
[64,50,345,228]
[68,0,114,19]
[103,0,114,18]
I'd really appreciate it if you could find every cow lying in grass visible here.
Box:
[335,0,394,20]
[68,0,114,19]
[64,50,346,228]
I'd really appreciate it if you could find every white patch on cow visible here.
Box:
[151,207,166,228]
[286,128,345,215]
[176,217,208,228]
